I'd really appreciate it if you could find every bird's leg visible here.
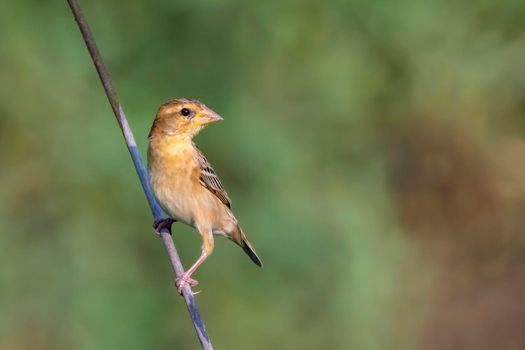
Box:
[153,217,175,235]
[176,229,214,294]
[175,254,207,294]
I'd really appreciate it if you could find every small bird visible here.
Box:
[148,98,262,293]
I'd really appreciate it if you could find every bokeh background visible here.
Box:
[2,0,525,349]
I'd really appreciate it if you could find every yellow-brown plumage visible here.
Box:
[148,98,262,293]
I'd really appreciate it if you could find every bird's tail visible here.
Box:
[233,226,263,267]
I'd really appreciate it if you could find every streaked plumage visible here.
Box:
[147,98,262,293]
[196,146,231,207]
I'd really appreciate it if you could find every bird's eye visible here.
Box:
[180,108,191,116]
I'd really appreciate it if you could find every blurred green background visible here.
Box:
[2,0,525,349]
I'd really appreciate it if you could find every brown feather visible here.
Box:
[194,144,231,208]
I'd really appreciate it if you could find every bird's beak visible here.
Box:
[195,110,223,125]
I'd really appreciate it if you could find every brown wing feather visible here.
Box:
[195,145,231,208]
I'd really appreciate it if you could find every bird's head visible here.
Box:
[149,98,223,138]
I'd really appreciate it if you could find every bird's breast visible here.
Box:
[148,139,200,225]
[148,137,235,234]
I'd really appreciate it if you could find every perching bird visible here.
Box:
[148,98,262,293]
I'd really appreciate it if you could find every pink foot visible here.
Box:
[175,274,199,295]
[153,218,175,235]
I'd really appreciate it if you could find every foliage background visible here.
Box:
[2,0,525,349]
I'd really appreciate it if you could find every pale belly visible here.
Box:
[151,171,198,226]
[150,168,235,234]
[148,140,237,235]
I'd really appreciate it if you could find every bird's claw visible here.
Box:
[153,218,175,236]
[175,275,199,295]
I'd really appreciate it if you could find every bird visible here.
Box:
[147,98,262,293]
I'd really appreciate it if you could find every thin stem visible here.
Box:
[66,1,213,349]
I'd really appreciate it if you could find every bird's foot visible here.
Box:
[175,274,199,295]
[153,218,175,236]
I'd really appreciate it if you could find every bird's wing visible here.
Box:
[195,145,232,208]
